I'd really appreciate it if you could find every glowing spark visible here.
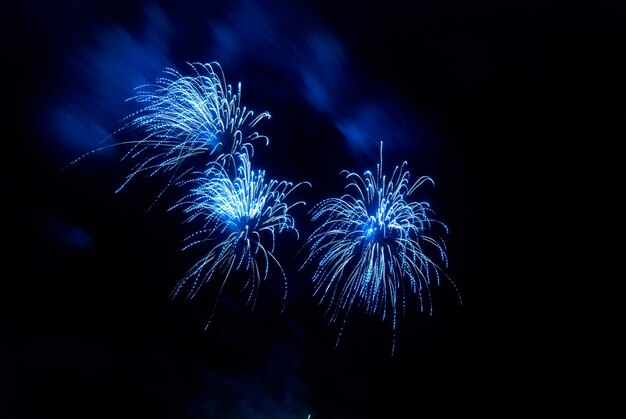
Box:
[68,61,270,201]
[301,142,459,353]
[170,152,310,326]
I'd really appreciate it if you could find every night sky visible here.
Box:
[10,0,617,417]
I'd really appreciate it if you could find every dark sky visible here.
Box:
[9,0,622,417]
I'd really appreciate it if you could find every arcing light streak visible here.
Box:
[301,142,458,353]
[113,61,270,193]
[171,152,310,326]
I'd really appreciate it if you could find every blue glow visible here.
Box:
[41,215,93,251]
[336,100,432,165]
[49,5,173,160]
[301,142,459,353]
[170,152,310,326]
[113,61,271,193]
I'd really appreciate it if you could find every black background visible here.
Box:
[8,0,620,417]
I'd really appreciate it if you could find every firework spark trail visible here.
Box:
[117,61,271,188]
[170,152,310,326]
[66,61,270,205]
[301,142,460,353]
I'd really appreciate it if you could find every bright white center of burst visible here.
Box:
[364,193,392,240]
[364,214,387,242]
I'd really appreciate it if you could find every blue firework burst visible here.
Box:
[170,152,310,325]
[109,61,270,195]
[301,142,459,352]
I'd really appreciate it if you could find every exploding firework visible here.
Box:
[170,152,310,325]
[69,61,271,199]
[301,142,459,353]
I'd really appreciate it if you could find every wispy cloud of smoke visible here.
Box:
[41,0,435,170]
[42,3,174,161]
[207,0,433,165]
[184,338,314,419]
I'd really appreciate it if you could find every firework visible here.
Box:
[68,61,271,197]
[170,152,310,326]
[301,142,458,353]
